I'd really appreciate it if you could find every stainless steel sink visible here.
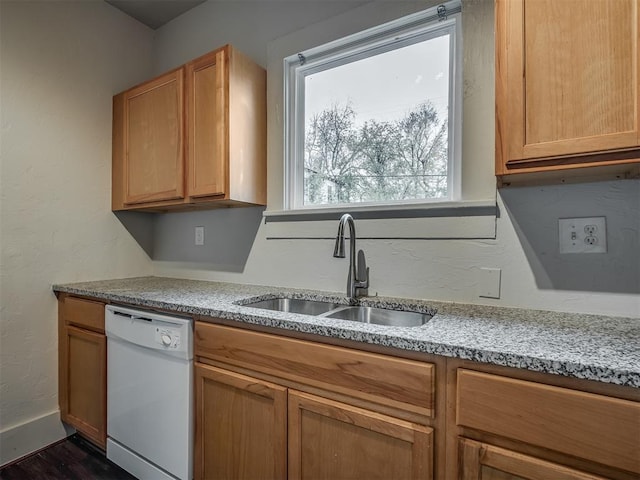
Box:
[243,297,432,327]
[244,298,341,316]
[323,306,432,327]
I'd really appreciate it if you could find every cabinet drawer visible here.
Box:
[195,322,434,418]
[456,369,640,474]
[61,296,105,333]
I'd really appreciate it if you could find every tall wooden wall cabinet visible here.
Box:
[496,0,640,178]
[58,295,107,448]
[112,44,266,211]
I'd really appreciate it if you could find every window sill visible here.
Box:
[263,200,497,240]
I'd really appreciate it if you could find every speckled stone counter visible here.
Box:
[52,276,640,388]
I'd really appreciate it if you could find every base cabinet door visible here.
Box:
[59,324,107,448]
[58,295,107,448]
[459,439,607,480]
[194,364,287,480]
[288,390,433,480]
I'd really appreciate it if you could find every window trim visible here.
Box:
[283,0,463,212]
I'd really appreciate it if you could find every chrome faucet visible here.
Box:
[333,213,369,302]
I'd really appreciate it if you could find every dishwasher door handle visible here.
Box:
[112,310,152,322]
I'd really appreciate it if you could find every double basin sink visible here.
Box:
[243,297,432,328]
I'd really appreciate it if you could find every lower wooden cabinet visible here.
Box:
[58,295,107,448]
[53,300,638,479]
[194,321,437,480]
[194,361,433,480]
[451,365,640,480]
[288,391,432,480]
[53,298,640,480]
[458,439,606,480]
[194,364,287,480]
[195,321,640,480]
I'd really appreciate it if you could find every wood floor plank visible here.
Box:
[0,435,136,480]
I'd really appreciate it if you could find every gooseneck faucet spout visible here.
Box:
[333,213,369,302]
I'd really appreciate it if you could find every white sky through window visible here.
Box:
[304,34,450,128]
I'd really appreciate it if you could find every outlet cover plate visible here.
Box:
[195,226,205,246]
[558,217,607,254]
[478,267,501,299]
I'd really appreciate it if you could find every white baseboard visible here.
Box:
[0,410,75,467]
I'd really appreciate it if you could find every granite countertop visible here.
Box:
[52,276,640,388]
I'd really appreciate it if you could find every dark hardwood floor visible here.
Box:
[0,435,136,480]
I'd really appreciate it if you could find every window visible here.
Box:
[284,1,462,211]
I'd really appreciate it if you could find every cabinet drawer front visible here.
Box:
[456,369,640,474]
[195,322,434,418]
[61,297,105,333]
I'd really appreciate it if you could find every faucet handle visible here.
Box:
[356,250,369,295]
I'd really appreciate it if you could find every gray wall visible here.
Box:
[501,180,639,295]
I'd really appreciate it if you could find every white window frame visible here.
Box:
[283,0,463,212]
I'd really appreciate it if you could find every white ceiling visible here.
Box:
[105,0,206,29]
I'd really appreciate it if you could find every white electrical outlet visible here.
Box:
[558,217,607,254]
[478,268,501,299]
[195,226,205,246]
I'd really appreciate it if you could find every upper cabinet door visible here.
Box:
[123,69,185,205]
[186,49,227,199]
[496,0,640,173]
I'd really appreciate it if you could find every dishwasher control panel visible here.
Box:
[155,327,181,349]
[105,305,193,360]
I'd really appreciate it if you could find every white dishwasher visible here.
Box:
[105,305,193,480]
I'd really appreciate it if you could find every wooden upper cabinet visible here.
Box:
[112,44,266,211]
[496,0,640,175]
[122,69,185,205]
[186,50,227,199]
